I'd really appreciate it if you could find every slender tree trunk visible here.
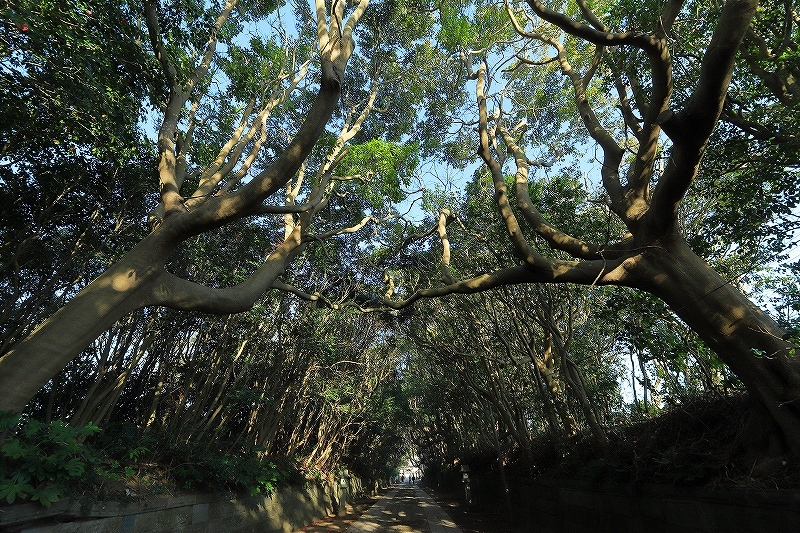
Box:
[543,327,609,451]
[537,335,577,436]
[529,358,564,440]
[634,230,800,456]
[488,409,514,524]
[630,351,639,410]
[638,351,649,412]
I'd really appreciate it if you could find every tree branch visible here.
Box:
[476,62,547,269]
[144,0,189,216]
[186,59,313,209]
[646,0,758,238]
[437,209,457,285]
[156,3,369,244]
[149,227,305,313]
[185,0,239,92]
[380,256,625,310]
[498,127,601,260]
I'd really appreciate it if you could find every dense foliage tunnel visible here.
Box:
[2,0,800,514]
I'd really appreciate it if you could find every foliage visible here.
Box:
[338,139,419,207]
[0,1,155,355]
[0,412,303,508]
[154,437,296,495]
[0,0,152,161]
[0,412,103,507]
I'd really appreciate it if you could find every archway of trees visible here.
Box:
[2,0,799,506]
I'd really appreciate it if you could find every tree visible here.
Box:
[3,0,800,467]
[1,0,154,355]
[379,0,800,459]
[0,0,375,412]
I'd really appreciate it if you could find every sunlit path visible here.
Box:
[346,483,463,533]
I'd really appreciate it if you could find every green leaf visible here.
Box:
[0,480,35,504]
[2,439,27,459]
[30,484,62,507]
[65,457,85,477]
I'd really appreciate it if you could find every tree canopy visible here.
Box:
[2,0,800,503]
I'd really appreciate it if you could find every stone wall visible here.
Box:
[0,480,351,533]
[473,475,800,532]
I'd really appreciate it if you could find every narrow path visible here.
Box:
[346,483,463,533]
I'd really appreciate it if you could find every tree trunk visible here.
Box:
[0,232,172,413]
[0,223,305,413]
[537,334,578,436]
[633,229,800,456]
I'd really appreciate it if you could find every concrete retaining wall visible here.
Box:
[473,475,800,532]
[0,480,351,533]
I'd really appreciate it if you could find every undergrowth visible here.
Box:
[0,412,300,508]
[454,396,800,491]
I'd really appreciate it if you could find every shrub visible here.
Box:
[0,412,103,507]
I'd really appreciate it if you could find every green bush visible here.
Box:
[0,412,103,507]
[0,414,301,508]
[159,439,295,495]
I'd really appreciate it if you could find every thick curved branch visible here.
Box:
[476,63,547,269]
[647,0,757,237]
[498,127,601,260]
[343,0,370,42]
[574,0,607,86]
[380,255,627,310]
[526,0,672,200]
[382,266,537,309]
[526,0,658,49]
[509,35,622,216]
[658,0,685,35]
[575,0,607,32]
[149,227,305,314]
[536,31,626,212]
[626,36,671,198]
[178,101,200,186]
[317,0,369,81]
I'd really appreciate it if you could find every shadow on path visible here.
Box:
[345,483,462,533]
